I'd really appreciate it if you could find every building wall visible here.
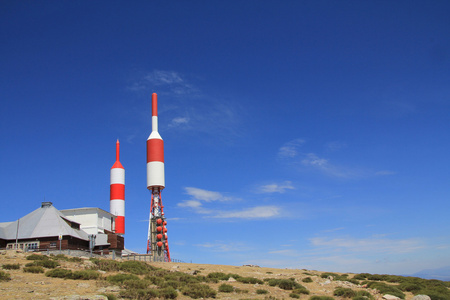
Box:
[61,208,114,235]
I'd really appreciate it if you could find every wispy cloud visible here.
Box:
[278,139,364,179]
[178,187,280,219]
[212,206,281,219]
[184,187,233,202]
[195,241,252,252]
[278,139,305,158]
[128,69,242,142]
[255,181,295,193]
[128,70,197,96]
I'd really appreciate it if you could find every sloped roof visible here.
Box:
[0,204,89,241]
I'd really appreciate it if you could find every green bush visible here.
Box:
[67,256,83,263]
[145,275,165,287]
[398,282,424,292]
[293,287,310,295]
[267,278,282,286]
[120,260,155,275]
[218,283,234,293]
[0,270,11,281]
[278,279,301,290]
[257,289,269,294]
[26,254,48,261]
[236,276,264,284]
[366,282,405,299]
[70,270,100,280]
[119,288,159,299]
[353,290,374,300]
[309,296,335,300]
[290,293,301,298]
[353,273,370,280]
[91,259,121,272]
[181,283,217,299]
[106,273,140,284]
[2,263,20,270]
[321,272,339,279]
[23,266,45,273]
[302,276,313,283]
[101,294,118,300]
[45,268,73,278]
[334,287,356,297]
[159,286,178,299]
[28,260,59,269]
[207,272,229,280]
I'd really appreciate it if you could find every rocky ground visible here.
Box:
[0,250,433,299]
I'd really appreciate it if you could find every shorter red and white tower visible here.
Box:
[110,139,125,235]
[146,93,171,261]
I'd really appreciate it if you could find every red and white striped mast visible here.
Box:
[110,139,125,235]
[146,93,171,261]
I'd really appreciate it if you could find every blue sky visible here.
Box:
[1,1,450,275]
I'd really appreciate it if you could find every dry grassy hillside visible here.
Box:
[1,250,448,300]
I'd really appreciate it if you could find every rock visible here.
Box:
[383,295,401,300]
[412,296,431,300]
[228,277,236,282]
[188,270,200,275]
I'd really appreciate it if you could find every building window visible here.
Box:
[50,242,57,248]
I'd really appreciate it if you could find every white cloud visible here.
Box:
[195,241,252,252]
[213,206,280,219]
[169,117,189,128]
[278,139,364,179]
[128,70,198,96]
[177,200,202,208]
[255,181,295,193]
[184,187,232,202]
[277,139,304,158]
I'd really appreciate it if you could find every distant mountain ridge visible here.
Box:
[411,266,450,281]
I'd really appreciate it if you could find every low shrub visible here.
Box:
[267,278,282,286]
[236,276,264,284]
[91,259,121,272]
[257,289,269,294]
[290,293,300,298]
[159,286,178,299]
[67,257,83,263]
[218,283,234,293]
[30,260,60,269]
[321,272,339,279]
[120,260,155,275]
[293,287,310,295]
[0,270,11,281]
[70,270,100,280]
[106,273,140,284]
[334,287,356,297]
[101,294,118,300]
[366,282,405,299]
[207,272,229,280]
[353,273,370,280]
[122,279,150,290]
[45,268,72,278]
[309,296,335,300]
[354,290,374,300]
[2,263,20,270]
[235,288,248,294]
[119,288,159,299]
[26,254,48,261]
[302,277,313,283]
[278,279,301,290]
[181,283,217,299]
[23,266,44,273]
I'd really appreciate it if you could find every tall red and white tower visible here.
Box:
[110,139,125,235]
[146,93,171,261]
